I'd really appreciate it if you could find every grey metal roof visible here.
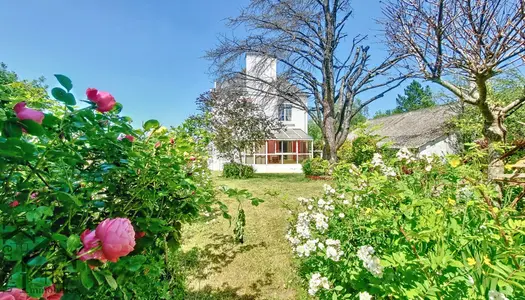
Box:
[272,128,312,140]
[351,104,459,149]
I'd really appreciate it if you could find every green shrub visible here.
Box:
[222,162,255,179]
[0,75,216,299]
[288,147,525,299]
[302,157,329,176]
[337,128,390,166]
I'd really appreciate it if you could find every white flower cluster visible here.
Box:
[371,153,384,167]
[317,198,335,211]
[359,291,373,300]
[308,273,330,295]
[488,290,509,300]
[312,212,329,232]
[325,239,344,261]
[295,238,319,257]
[357,245,383,278]
[396,147,417,163]
[295,212,311,239]
[370,153,396,177]
[323,184,336,194]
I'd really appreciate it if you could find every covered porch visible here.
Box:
[241,128,313,173]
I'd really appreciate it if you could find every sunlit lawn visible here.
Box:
[180,173,328,299]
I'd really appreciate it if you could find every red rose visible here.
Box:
[14,102,44,124]
[9,201,19,208]
[86,88,116,113]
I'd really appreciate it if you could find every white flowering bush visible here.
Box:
[288,148,525,299]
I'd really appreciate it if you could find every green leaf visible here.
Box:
[67,234,81,252]
[3,121,22,138]
[143,119,160,131]
[42,114,60,126]
[55,74,73,91]
[19,119,45,136]
[124,255,147,272]
[77,261,95,289]
[104,273,118,290]
[51,87,76,106]
[27,255,48,266]
[56,191,82,206]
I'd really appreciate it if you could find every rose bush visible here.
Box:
[0,75,215,299]
[288,147,525,299]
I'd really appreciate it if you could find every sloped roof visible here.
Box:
[355,104,459,149]
[272,128,312,140]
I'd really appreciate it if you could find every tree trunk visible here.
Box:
[482,108,506,179]
[322,115,338,163]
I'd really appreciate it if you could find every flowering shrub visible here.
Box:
[0,75,215,298]
[288,148,525,299]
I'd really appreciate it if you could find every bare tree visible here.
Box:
[206,0,408,163]
[382,0,525,178]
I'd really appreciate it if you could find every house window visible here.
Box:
[279,104,292,121]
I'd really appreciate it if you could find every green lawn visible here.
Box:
[180,173,327,299]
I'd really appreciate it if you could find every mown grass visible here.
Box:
[179,173,328,299]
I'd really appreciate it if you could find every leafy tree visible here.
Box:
[383,0,525,178]
[196,87,282,163]
[373,80,435,118]
[0,63,56,112]
[207,0,407,163]
[454,71,525,145]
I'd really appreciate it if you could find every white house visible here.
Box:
[349,104,460,157]
[208,53,313,173]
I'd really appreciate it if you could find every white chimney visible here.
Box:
[246,53,277,83]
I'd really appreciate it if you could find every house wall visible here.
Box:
[418,134,459,157]
[253,164,303,173]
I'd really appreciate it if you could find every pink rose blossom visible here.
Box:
[125,135,134,142]
[13,102,44,124]
[9,201,19,208]
[95,218,136,262]
[0,289,29,300]
[86,88,116,113]
[154,141,161,148]
[189,156,196,161]
[78,229,107,263]
[30,192,38,199]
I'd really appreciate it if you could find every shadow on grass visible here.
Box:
[185,272,274,300]
[183,233,268,281]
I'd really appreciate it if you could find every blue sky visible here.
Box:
[0,0,406,127]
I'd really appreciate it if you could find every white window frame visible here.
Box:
[279,104,292,121]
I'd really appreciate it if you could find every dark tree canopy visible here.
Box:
[374,80,435,118]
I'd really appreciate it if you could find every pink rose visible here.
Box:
[125,135,134,142]
[154,141,161,148]
[95,218,136,262]
[189,156,196,161]
[40,284,63,300]
[86,88,116,113]
[170,138,174,145]
[0,289,29,300]
[30,192,38,199]
[78,229,107,263]
[13,102,44,124]
[9,201,19,208]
